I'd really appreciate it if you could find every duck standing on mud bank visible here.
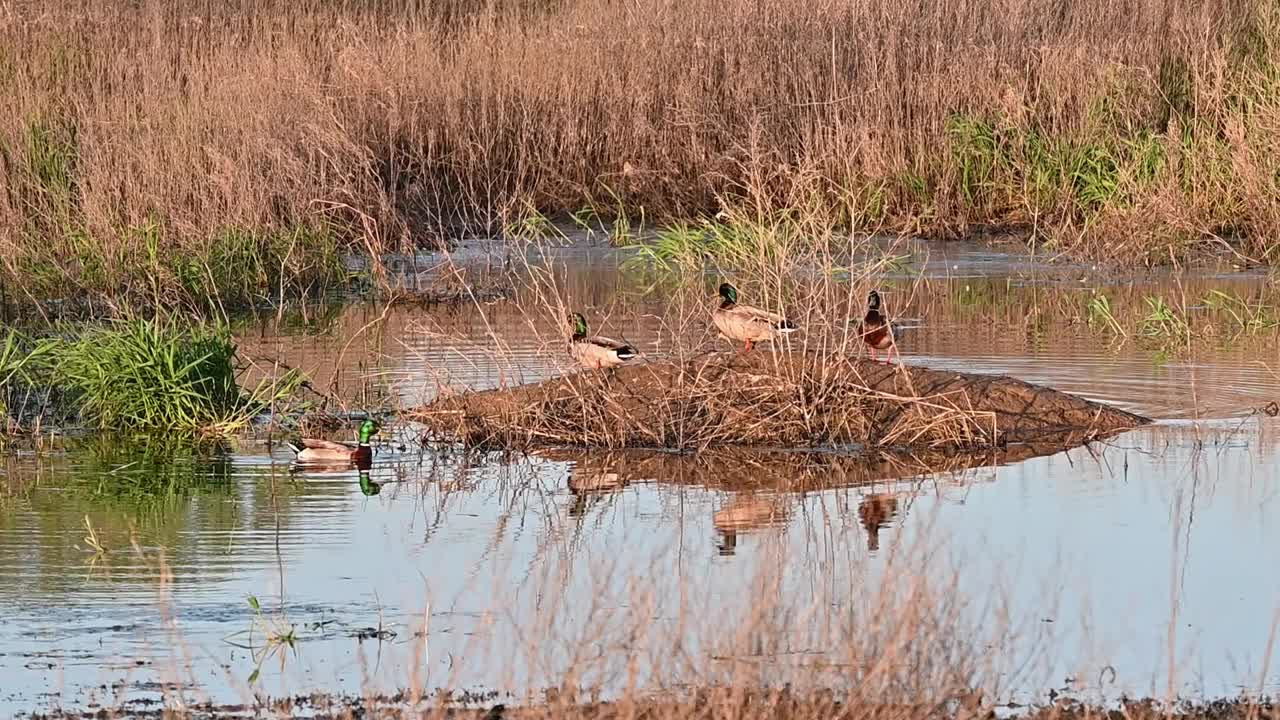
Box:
[712,282,798,352]
[858,290,899,364]
[568,312,637,370]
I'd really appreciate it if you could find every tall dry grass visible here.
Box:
[1,0,1275,310]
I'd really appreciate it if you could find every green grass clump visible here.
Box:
[1137,296,1191,340]
[240,594,298,685]
[945,114,1169,227]
[1201,289,1279,335]
[0,330,52,422]
[624,216,806,272]
[1085,292,1127,338]
[0,331,43,392]
[6,220,349,317]
[503,202,561,243]
[625,222,716,270]
[184,224,348,310]
[42,318,303,436]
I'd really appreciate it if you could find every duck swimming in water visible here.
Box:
[288,418,379,465]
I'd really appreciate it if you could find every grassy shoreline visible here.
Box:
[0,319,304,437]
[22,690,1280,720]
[3,0,1280,311]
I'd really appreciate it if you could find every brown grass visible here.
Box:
[1,0,1278,310]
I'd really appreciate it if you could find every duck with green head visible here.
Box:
[567,312,637,370]
[712,282,798,351]
[857,290,898,363]
[288,418,379,465]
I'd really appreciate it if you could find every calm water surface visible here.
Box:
[2,240,1279,716]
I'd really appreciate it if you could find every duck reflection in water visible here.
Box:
[287,452,374,476]
[716,531,737,556]
[565,459,628,517]
[358,470,381,496]
[286,451,384,497]
[712,494,788,557]
[858,492,899,552]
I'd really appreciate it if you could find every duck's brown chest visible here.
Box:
[861,319,892,349]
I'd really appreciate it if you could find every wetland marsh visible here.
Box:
[5,1,1280,715]
[2,238,1279,717]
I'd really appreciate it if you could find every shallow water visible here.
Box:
[2,239,1280,716]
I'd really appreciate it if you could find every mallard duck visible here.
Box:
[712,282,798,351]
[288,418,379,465]
[567,312,636,370]
[858,290,898,363]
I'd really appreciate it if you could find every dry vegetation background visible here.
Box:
[1,0,1277,307]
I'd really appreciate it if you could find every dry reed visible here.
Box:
[1,0,1277,311]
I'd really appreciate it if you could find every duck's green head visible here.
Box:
[718,283,738,305]
[357,419,380,444]
[569,312,589,340]
[867,290,882,312]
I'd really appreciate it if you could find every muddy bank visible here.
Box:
[413,351,1150,452]
[26,691,1280,720]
